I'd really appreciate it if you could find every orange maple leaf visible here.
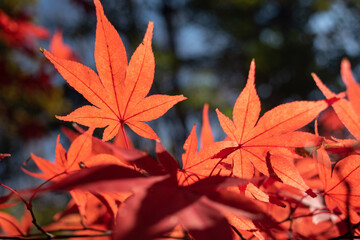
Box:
[24,129,126,224]
[314,146,360,223]
[42,0,186,141]
[312,60,360,223]
[186,60,328,194]
[313,59,360,141]
[0,210,31,237]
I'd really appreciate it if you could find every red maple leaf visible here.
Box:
[185,60,328,196]
[313,59,360,141]
[46,164,272,240]
[314,146,360,223]
[0,209,31,237]
[312,60,360,223]
[42,0,186,141]
[24,129,127,224]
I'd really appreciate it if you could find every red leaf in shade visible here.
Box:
[156,141,179,177]
[112,175,270,240]
[43,0,186,141]
[45,164,165,194]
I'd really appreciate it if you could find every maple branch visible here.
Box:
[0,184,53,239]
[0,231,191,240]
[29,172,66,205]
[47,227,109,233]
[0,231,112,240]
[230,225,246,240]
[156,237,186,239]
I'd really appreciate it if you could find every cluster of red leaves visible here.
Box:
[2,0,360,239]
[0,9,48,49]
[0,8,77,141]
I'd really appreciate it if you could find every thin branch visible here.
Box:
[0,231,112,240]
[0,184,53,239]
[230,225,246,240]
[29,172,66,205]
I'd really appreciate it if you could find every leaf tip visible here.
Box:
[148,21,154,29]
[55,115,68,122]
[93,0,101,7]
[178,94,187,102]
[143,21,154,43]
[250,58,255,67]
[341,57,350,69]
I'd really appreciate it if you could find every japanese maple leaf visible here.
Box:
[46,164,271,240]
[42,0,185,141]
[0,209,31,237]
[162,111,270,202]
[24,128,126,224]
[312,59,360,141]
[155,122,227,186]
[24,128,94,181]
[156,125,270,239]
[315,146,360,223]
[191,60,328,194]
[312,61,360,222]
[63,125,168,176]
[23,129,95,222]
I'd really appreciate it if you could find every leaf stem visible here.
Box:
[29,172,66,205]
[120,122,129,149]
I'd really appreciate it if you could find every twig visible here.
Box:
[0,231,112,239]
[0,184,53,239]
[230,225,246,240]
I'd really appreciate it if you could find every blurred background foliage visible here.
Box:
[1,0,360,192]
